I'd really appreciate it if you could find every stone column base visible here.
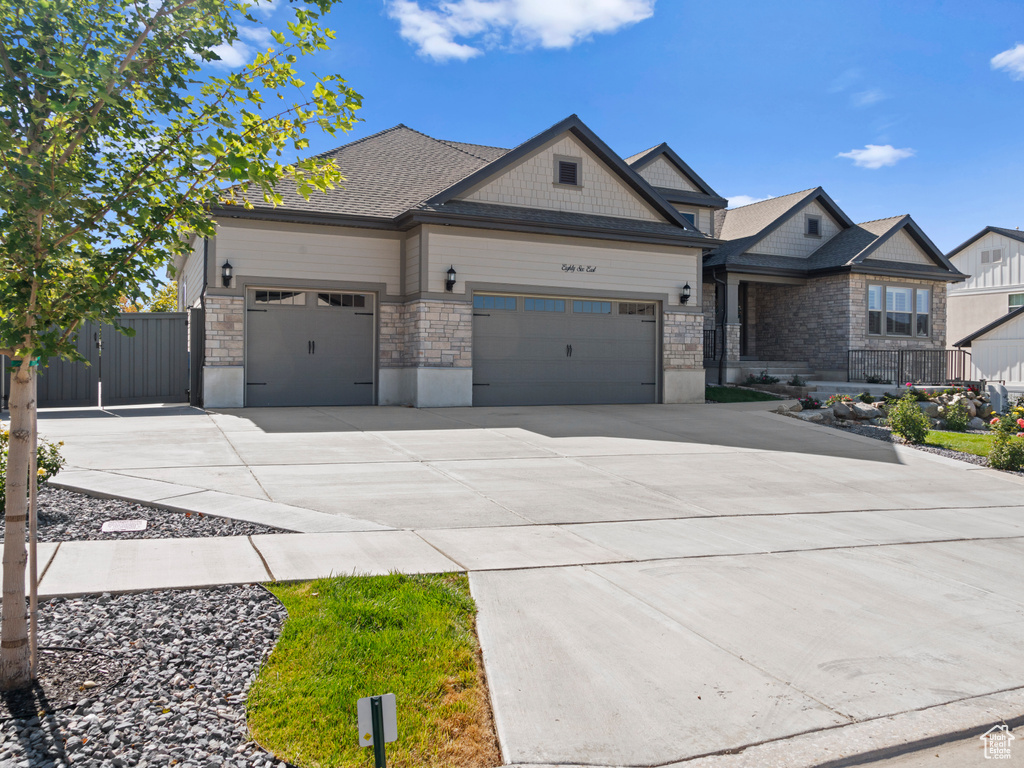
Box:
[379,368,473,407]
[203,366,244,408]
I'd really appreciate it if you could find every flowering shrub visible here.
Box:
[787,374,806,387]
[989,400,1024,471]
[888,392,931,444]
[0,426,66,499]
[942,399,971,433]
[825,394,853,407]
[798,396,822,410]
[744,370,780,385]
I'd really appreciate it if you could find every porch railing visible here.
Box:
[703,329,717,360]
[848,349,972,384]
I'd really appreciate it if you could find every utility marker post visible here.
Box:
[357,693,397,767]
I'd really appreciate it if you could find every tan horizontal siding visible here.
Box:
[216,219,401,294]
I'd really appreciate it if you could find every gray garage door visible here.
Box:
[472,294,658,406]
[245,289,374,407]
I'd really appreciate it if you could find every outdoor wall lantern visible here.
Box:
[221,261,233,288]
[680,283,691,305]
[445,265,457,292]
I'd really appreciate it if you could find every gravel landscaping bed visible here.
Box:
[0,487,286,542]
[0,585,289,768]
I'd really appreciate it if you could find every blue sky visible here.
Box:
[219,0,1024,252]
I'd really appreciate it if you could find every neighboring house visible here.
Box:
[702,188,965,383]
[176,115,718,408]
[947,226,1024,387]
[946,227,1024,342]
[952,307,1024,388]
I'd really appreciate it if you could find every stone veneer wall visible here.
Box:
[663,312,704,372]
[702,281,717,330]
[379,300,473,369]
[848,274,947,351]
[754,276,850,371]
[204,295,244,366]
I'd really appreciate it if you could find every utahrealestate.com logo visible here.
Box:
[981,724,1015,760]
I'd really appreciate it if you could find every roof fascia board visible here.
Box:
[737,188,855,258]
[629,143,723,200]
[656,188,729,209]
[209,206,399,231]
[701,263,809,279]
[946,226,1024,260]
[852,216,962,273]
[953,305,1024,347]
[404,210,717,249]
[423,115,700,234]
[841,263,965,282]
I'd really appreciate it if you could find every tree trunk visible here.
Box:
[0,365,34,690]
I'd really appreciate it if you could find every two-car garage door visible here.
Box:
[472,294,659,406]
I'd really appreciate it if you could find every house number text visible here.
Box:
[561,264,597,273]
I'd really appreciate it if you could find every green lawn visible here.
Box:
[705,385,781,403]
[248,574,500,768]
[923,430,994,457]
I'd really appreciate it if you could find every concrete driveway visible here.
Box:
[35,402,1024,767]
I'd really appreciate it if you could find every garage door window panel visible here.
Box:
[473,295,517,310]
[254,290,306,306]
[525,298,565,312]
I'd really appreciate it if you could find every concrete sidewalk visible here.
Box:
[31,401,1024,767]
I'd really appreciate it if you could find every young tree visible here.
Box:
[0,0,360,689]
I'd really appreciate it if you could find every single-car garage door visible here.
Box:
[472,294,658,406]
[245,289,375,407]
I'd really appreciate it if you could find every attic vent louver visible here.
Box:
[558,161,579,186]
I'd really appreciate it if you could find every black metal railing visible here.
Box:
[848,349,972,384]
[703,329,717,359]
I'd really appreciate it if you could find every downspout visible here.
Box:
[201,236,209,312]
[714,270,727,386]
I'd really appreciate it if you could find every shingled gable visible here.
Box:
[422,114,701,234]
[625,143,728,209]
[848,215,959,273]
[946,225,1024,259]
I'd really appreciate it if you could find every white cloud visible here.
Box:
[851,88,886,107]
[207,26,274,68]
[836,144,915,169]
[386,0,656,62]
[727,194,772,209]
[827,67,862,93]
[992,43,1024,80]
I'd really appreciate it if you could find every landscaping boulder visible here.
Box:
[851,402,882,420]
[969,417,987,430]
[832,401,854,419]
[919,402,941,418]
[789,402,803,412]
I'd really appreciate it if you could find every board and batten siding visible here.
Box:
[214,219,402,294]
[865,228,933,265]
[426,228,700,305]
[949,231,1024,293]
[753,200,842,258]
[461,132,664,223]
[636,157,698,192]
[969,313,1024,383]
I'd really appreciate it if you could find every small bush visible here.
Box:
[942,399,971,433]
[905,387,931,402]
[798,396,822,410]
[787,374,806,387]
[0,426,66,499]
[744,369,780,385]
[888,392,931,444]
[856,391,874,404]
[865,374,892,385]
[825,393,853,407]
[987,405,1024,471]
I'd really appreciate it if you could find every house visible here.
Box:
[176,115,717,408]
[946,227,1024,345]
[701,189,965,383]
[952,306,1024,388]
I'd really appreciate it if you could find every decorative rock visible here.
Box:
[967,400,978,418]
[969,417,987,430]
[919,402,941,418]
[851,402,882,420]
[789,402,803,412]
[832,401,853,419]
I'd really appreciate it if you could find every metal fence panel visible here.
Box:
[103,313,189,406]
[703,329,717,360]
[848,349,973,385]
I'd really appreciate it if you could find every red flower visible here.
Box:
[1017,418,1024,429]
